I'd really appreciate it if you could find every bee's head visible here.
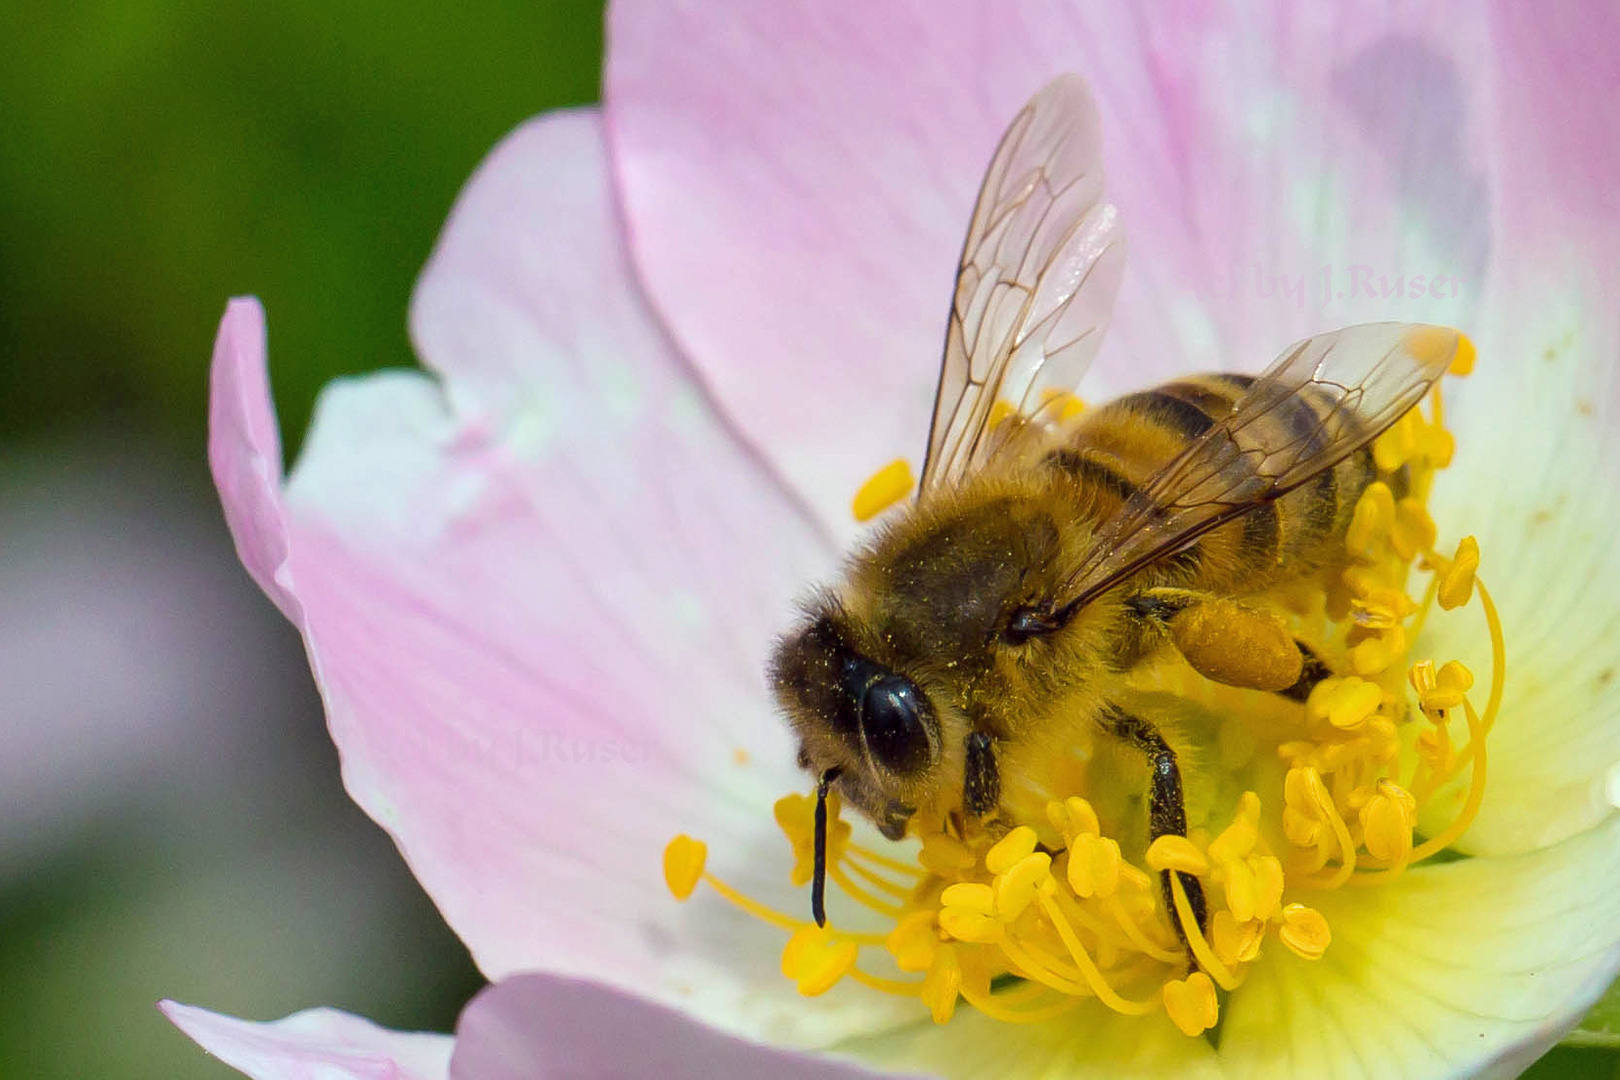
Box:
[769,599,939,843]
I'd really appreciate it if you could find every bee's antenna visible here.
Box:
[812,767,841,927]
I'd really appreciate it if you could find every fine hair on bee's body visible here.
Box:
[767,72,1463,943]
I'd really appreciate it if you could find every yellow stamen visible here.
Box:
[1361,780,1416,868]
[664,835,706,900]
[1067,832,1123,898]
[1163,972,1219,1037]
[1278,904,1332,960]
[994,852,1052,920]
[851,458,914,522]
[1449,332,1477,375]
[781,925,859,995]
[1169,872,1240,991]
[1401,324,1467,371]
[985,825,1039,875]
[1035,889,1160,1014]
[1437,535,1480,610]
[1145,835,1211,877]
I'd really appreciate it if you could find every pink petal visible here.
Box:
[1419,0,1620,855]
[450,974,915,1079]
[606,1,1491,536]
[160,1001,451,1080]
[211,114,913,1045]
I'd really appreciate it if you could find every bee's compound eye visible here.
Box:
[859,675,933,775]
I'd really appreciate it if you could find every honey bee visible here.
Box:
[769,74,1460,937]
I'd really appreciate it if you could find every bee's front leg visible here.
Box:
[962,731,1000,818]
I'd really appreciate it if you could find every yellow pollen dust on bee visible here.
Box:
[665,344,1504,1038]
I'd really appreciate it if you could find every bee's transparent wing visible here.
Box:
[1057,324,1464,610]
[919,74,1126,493]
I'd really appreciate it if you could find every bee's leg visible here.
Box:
[1280,639,1334,702]
[1099,704,1208,953]
[962,731,1000,818]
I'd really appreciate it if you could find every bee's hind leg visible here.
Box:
[1099,704,1208,960]
[1279,639,1334,702]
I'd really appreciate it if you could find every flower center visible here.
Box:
[666,358,1502,1038]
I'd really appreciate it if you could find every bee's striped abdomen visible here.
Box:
[1046,373,1375,596]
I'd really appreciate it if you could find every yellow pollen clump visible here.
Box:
[852,458,915,522]
[666,357,1504,1037]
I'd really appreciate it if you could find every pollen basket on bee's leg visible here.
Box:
[664,355,1503,1036]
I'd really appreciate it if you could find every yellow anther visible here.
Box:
[1322,677,1383,730]
[988,400,1017,431]
[1039,387,1087,422]
[1346,482,1396,554]
[1047,796,1101,840]
[985,825,1039,875]
[1409,659,1437,696]
[1163,971,1220,1037]
[1349,627,1405,676]
[1413,658,1474,715]
[1282,806,1322,848]
[1402,325,1467,372]
[1066,832,1122,899]
[939,882,1000,942]
[1437,535,1480,610]
[1212,911,1263,967]
[918,833,976,873]
[995,852,1052,920]
[776,792,849,886]
[1222,857,1258,923]
[1286,766,1334,821]
[851,458,915,522]
[940,881,995,916]
[1391,498,1438,560]
[920,945,962,1024]
[1278,904,1332,961]
[773,793,813,835]
[663,835,707,900]
[1450,332,1476,375]
[886,910,940,972]
[1145,835,1210,877]
[1418,425,1456,469]
[1208,816,1258,865]
[1438,660,1475,696]
[1362,781,1417,864]
[1250,855,1286,922]
[781,925,859,996]
[1374,411,1422,473]
[938,907,1001,944]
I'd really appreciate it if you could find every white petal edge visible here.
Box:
[160,1001,452,1080]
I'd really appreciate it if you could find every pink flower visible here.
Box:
[166,2,1620,1076]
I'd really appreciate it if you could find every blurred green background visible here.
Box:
[0,2,1614,1077]
[0,2,600,1076]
